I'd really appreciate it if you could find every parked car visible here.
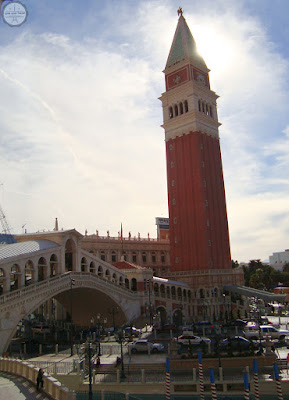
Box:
[123,327,141,337]
[222,319,247,328]
[175,334,211,346]
[218,336,257,353]
[243,325,289,341]
[128,340,164,353]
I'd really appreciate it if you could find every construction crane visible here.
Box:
[0,203,16,244]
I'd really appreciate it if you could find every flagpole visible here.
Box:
[120,223,124,254]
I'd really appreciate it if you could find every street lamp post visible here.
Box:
[70,277,75,356]
[146,279,153,326]
[97,313,101,356]
[87,342,93,400]
[118,329,126,379]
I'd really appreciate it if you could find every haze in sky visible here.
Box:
[0,0,288,263]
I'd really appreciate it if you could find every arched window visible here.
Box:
[38,257,47,282]
[131,278,137,292]
[111,251,116,263]
[100,251,105,261]
[98,265,103,278]
[81,257,87,272]
[132,252,137,263]
[171,286,176,299]
[179,102,183,115]
[209,106,213,117]
[174,105,178,117]
[169,106,173,119]
[151,252,156,263]
[142,252,147,263]
[10,264,20,291]
[154,283,159,296]
[184,100,188,112]
[198,100,201,112]
[89,262,95,274]
[161,252,165,263]
[25,260,34,286]
[125,278,129,289]
[105,269,110,280]
[50,254,58,277]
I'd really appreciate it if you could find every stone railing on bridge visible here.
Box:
[0,357,76,400]
[0,271,137,307]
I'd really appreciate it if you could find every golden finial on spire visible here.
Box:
[177,7,183,17]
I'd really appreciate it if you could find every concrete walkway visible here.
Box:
[0,372,51,400]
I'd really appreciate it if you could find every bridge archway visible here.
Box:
[65,238,77,272]
[156,306,167,327]
[0,272,140,354]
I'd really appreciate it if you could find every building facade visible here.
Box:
[269,249,289,271]
[81,231,171,278]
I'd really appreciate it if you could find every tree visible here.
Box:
[283,263,289,273]
[232,260,239,269]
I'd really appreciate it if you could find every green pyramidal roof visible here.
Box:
[166,15,207,70]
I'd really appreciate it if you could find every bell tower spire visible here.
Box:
[160,12,232,279]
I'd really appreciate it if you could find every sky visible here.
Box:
[0,0,288,263]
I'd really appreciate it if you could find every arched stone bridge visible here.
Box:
[0,230,141,354]
[0,229,193,355]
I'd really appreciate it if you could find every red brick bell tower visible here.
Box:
[160,11,232,278]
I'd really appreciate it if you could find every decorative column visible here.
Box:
[198,352,205,400]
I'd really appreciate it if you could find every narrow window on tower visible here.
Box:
[205,200,208,206]
[202,102,205,113]
[207,219,210,227]
[174,105,178,116]
[206,104,209,115]
[171,180,175,186]
[208,240,212,246]
[179,102,183,115]
[202,161,205,168]
[173,217,177,224]
[175,257,179,264]
[203,180,207,188]
[170,161,174,168]
[198,100,201,112]
[169,107,173,119]
[209,105,213,118]
[184,100,188,112]
[172,198,176,205]
[169,144,173,151]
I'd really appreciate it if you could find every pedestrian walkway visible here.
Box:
[0,372,51,400]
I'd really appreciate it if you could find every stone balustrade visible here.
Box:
[0,357,76,400]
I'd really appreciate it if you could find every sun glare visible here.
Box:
[193,25,234,73]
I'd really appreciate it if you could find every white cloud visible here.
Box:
[0,0,289,263]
